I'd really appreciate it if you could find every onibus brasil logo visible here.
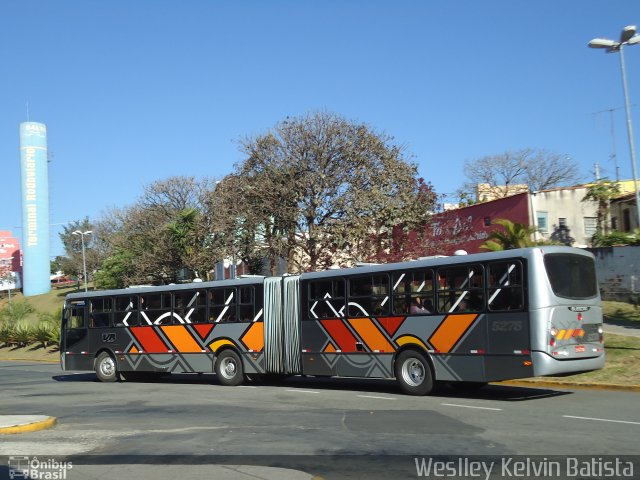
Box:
[8,456,73,479]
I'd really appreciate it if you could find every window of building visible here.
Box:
[558,217,567,228]
[308,279,345,319]
[584,217,597,237]
[537,212,549,233]
[623,209,631,232]
[392,270,434,315]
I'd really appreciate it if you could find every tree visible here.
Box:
[461,148,581,201]
[480,219,539,251]
[219,111,436,272]
[58,218,101,278]
[582,179,621,237]
[97,176,215,285]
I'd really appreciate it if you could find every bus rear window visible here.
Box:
[543,254,598,299]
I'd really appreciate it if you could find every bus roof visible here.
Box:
[64,276,264,300]
[299,246,593,280]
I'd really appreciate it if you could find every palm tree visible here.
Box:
[480,219,538,251]
[582,179,620,236]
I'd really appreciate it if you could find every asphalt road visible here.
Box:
[1,361,639,479]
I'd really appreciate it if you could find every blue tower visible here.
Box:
[19,122,51,296]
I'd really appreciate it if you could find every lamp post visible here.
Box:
[589,25,640,229]
[72,230,92,292]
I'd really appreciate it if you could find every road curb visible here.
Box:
[0,358,59,364]
[495,379,640,392]
[0,416,57,435]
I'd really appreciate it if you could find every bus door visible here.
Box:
[61,300,93,371]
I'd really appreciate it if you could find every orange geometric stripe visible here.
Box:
[347,317,394,352]
[241,322,264,352]
[129,345,139,354]
[160,325,202,352]
[323,342,337,353]
[429,314,478,353]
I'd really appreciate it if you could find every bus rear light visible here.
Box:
[577,313,583,321]
[523,360,532,366]
[550,337,556,347]
[550,327,558,337]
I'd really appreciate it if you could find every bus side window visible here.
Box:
[68,306,85,329]
[90,298,112,328]
[308,279,345,319]
[114,296,139,326]
[209,288,236,323]
[238,287,254,322]
[487,261,523,311]
[174,290,207,323]
[348,275,389,317]
[437,265,484,313]
[392,270,434,315]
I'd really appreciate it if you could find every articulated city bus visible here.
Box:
[60,246,604,395]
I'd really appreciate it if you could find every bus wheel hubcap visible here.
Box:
[101,358,115,377]
[402,359,424,386]
[223,359,236,378]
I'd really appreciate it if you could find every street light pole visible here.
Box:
[589,25,640,229]
[72,230,92,292]
[618,44,640,228]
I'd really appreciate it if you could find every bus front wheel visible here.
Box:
[394,350,434,396]
[215,350,245,386]
[95,352,118,383]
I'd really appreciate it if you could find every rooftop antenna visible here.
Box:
[593,104,638,182]
[592,106,625,182]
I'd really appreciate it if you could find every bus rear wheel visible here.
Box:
[394,350,434,396]
[215,350,245,386]
[95,352,118,383]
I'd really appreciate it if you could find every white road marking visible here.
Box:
[285,389,319,394]
[441,403,502,411]
[357,395,396,400]
[563,415,640,425]
[238,385,257,388]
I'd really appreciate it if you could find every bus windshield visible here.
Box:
[543,253,598,300]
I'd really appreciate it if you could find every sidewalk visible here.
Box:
[0,415,56,435]
[603,316,640,337]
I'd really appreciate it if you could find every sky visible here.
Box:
[1,0,639,259]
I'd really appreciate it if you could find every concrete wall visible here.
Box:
[587,246,640,303]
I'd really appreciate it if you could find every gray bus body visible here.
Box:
[60,246,604,395]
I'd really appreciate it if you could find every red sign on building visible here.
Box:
[0,231,22,279]
[427,192,531,255]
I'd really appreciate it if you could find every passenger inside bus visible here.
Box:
[410,297,430,314]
